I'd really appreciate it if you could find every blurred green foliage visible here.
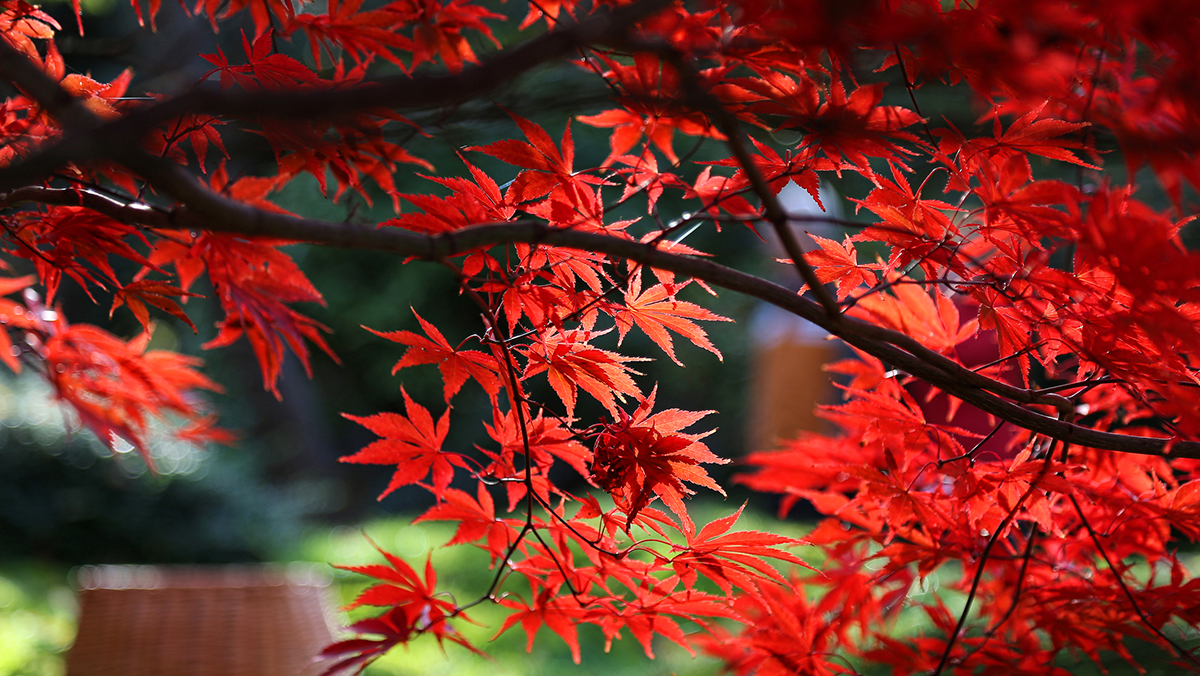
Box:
[2,501,802,676]
[0,372,325,564]
[1,504,1191,676]
[0,565,74,676]
[4,2,1194,675]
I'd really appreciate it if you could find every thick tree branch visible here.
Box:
[0,36,111,183]
[0,0,671,191]
[653,44,843,318]
[0,39,98,132]
[4,180,1196,459]
[1,13,1193,459]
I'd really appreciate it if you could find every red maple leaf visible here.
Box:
[200,31,318,91]
[45,323,225,470]
[288,0,414,70]
[151,232,337,396]
[110,279,201,334]
[493,590,590,664]
[194,0,295,37]
[680,166,757,223]
[323,539,479,675]
[384,157,515,233]
[670,504,813,599]
[576,53,721,166]
[610,270,732,366]
[587,388,726,526]
[387,0,504,73]
[484,408,592,479]
[939,105,1098,178]
[469,111,605,211]
[521,328,645,417]
[341,387,467,500]
[368,308,501,402]
[413,483,518,557]
[803,234,883,300]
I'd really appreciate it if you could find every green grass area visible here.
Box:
[307,501,811,676]
[0,564,75,676]
[2,501,1194,676]
[0,499,805,676]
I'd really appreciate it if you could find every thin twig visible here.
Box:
[1068,493,1200,667]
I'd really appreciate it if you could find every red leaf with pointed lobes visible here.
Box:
[325,538,479,675]
[576,53,722,167]
[634,231,716,288]
[484,407,592,479]
[11,206,156,304]
[468,111,606,214]
[522,328,646,418]
[803,234,883,300]
[619,587,744,659]
[682,166,757,224]
[671,503,814,600]
[52,54,132,119]
[939,105,1098,186]
[149,113,228,172]
[287,0,414,71]
[45,323,224,471]
[192,0,294,36]
[200,30,318,91]
[413,484,518,559]
[587,387,727,527]
[710,136,829,201]
[385,156,514,234]
[387,0,505,73]
[367,308,501,402]
[849,280,977,356]
[111,280,201,334]
[612,152,667,213]
[740,71,923,172]
[341,387,467,501]
[852,161,958,241]
[610,270,732,366]
[0,0,59,61]
[493,590,588,664]
[152,232,337,397]
[206,164,294,215]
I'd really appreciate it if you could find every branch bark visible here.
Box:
[4,182,1196,459]
[1,9,1194,459]
[0,0,671,191]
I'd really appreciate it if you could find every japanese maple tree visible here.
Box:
[4,0,1200,673]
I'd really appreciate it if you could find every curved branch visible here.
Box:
[0,17,1193,459]
[654,44,841,317]
[4,179,1197,459]
[0,0,671,191]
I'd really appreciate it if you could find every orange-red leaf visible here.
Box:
[341,388,466,501]
[611,271,731,366]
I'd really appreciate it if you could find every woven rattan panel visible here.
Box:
[65,565,336,676]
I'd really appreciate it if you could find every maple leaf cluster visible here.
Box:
[4,0,1200,674]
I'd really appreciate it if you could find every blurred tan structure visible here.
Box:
[66,564,336,676]
[747,181,841,451]
[747,330,836,450]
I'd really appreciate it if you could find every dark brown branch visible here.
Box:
[0,24,1195,459]
[1069,492,1200,666]
[0,0,671,191]
[4,181,1197,459]
[653,44,842,318]
[1,19,1042,413]
[0,38,99,132]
